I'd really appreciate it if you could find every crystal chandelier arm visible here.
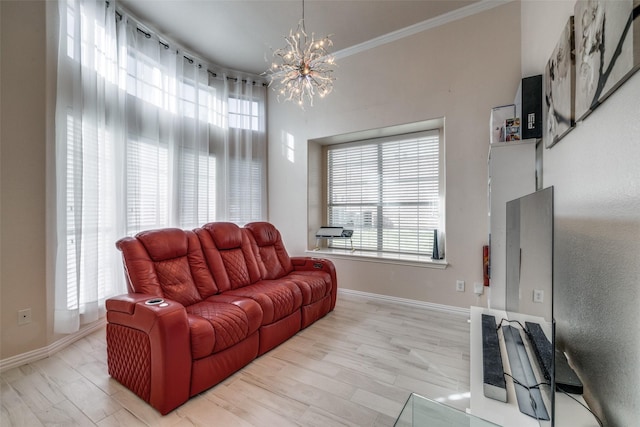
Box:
[265,0,335,108]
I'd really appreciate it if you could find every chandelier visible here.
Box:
[265,0,335,108]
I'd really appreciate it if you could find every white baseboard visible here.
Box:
[338,288,470,316]
[0,320,106,373]
[1,292,467,372]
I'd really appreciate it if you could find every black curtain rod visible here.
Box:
[106,1,122,20]
[204,68,264,86]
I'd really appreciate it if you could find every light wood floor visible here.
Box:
[1,292,471,426]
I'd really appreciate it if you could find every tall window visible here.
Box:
[326,130,443,256]
[54,0,267,333]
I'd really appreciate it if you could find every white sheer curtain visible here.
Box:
[216,75,267,223]
[54,0,267,334]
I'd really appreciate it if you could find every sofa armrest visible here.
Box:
[291,257,338,310]
[106,293,184,328]
[106,293,191,415]
[106,293,159,315]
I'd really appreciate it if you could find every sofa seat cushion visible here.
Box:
[224,280,303,325]
[186,296,262,359]
[285,272,332,306]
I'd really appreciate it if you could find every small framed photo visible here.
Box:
[505,117,521,142]
[490,104,516,144]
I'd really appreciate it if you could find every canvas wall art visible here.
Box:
[544,17,575,148]
[574,0,640,121]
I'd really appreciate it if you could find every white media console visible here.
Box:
[469,307,599,427]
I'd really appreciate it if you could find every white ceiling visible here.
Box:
[118,0,479,75]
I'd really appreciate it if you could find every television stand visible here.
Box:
[525,321,584,394]
[469,307,599,426]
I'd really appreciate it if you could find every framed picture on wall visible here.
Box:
[544,16,576,148]
[490,104,516,144]
[574,0,640,122]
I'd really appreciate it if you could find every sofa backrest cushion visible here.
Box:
[196,222,262,292]
[136,228,188,261]
[244,222,294,280]
[206,222,243,250]
[116,228,218,305]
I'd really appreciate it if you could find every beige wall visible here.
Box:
[267,1,522,308]
[1,1,49,359]
[522,2,640,426]
[4,5,636,425]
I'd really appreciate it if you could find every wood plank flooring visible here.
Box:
[0,292,471,426]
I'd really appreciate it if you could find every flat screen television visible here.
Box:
[504,186,555,425]
[506,186,553,322]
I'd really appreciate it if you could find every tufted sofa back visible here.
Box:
[116,228,219,306]
[195,222,262,292]
[244,222,294,280]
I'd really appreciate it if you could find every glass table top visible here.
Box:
[394,393,501,427]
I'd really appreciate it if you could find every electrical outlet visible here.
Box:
[18,308,32,325]
[533,289,544,303]
[474,282,484,295]
[456,280,465,292]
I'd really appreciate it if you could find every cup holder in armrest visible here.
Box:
[145,298,165,306]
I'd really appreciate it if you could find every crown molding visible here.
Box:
[333,0,513,61]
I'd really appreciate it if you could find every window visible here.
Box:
[54,0,267,333]
[326,130,443,257]
[229,97,260,131]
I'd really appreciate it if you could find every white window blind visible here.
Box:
[327,130,442,256]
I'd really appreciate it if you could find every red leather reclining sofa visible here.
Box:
[105,221,337,414]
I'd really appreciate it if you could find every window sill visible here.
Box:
[305,248,448,269]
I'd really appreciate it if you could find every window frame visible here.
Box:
[308,119,446,267]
